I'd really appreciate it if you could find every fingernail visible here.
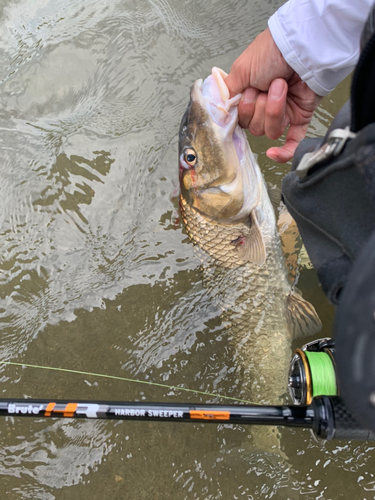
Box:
[242,87,257,104]
[269,80,284,99]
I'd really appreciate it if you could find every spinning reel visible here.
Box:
[289,338,339,405]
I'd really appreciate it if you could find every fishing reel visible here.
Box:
[289,338,339,405]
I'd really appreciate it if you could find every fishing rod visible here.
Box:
[1,338,373,441]
[0,395,373,441]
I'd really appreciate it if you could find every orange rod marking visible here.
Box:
[63,403,78,417]
[190,411,230,420]
[45,402,56,417]
[44,403,78,417]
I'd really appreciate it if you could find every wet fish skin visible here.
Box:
[180,193,293,405]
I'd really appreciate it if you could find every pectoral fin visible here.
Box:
[231,212,266,266]
[266,182,282,209]
[286,289,322,338]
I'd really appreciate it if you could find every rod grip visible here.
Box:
[312,396,375,440]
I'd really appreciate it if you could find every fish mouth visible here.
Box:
[192,69,242,131]
[179,67,265,222]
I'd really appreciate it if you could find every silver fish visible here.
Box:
[178,68,322,412]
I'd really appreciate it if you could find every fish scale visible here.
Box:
[180,193,295,405]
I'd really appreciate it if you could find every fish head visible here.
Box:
[179,67,261,222]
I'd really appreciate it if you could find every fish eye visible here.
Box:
[184,148,197,167]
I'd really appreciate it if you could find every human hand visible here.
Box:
[225,28,322,163]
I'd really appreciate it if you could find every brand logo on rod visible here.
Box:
[8,404,44,415]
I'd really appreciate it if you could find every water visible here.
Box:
[0,0,372,498]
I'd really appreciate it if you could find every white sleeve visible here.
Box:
[268,0,373,96]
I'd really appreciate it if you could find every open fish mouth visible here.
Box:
[179,68,265,225]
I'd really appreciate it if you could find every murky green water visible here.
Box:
[0,1,373,498]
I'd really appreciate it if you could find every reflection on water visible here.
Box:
[0,0,372,498]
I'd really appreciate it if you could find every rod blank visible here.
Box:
[0,399,314,428]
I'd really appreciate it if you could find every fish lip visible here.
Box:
[191,78,203,98]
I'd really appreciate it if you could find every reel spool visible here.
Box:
[289,338,339,405]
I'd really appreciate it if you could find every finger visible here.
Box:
[248,92,268,136]
[266,144,296,163]
[266,123,309,163]
[225,56,249,97]
[238,87,259,129]
[264,79,289,140]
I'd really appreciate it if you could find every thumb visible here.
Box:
[225,60,248,98]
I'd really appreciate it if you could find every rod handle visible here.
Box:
[312,396,375,440]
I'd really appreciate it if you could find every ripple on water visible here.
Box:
[0,0,371,498]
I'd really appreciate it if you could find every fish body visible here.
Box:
[179,68,321,405]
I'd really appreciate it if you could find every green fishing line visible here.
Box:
[0,360,258,405]
[304,351,337,398]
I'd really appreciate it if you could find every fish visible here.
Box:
[178,67,322,415]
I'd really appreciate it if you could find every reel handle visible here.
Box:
[313,396,375,440]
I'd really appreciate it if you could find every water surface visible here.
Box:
[0,1,372,499]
